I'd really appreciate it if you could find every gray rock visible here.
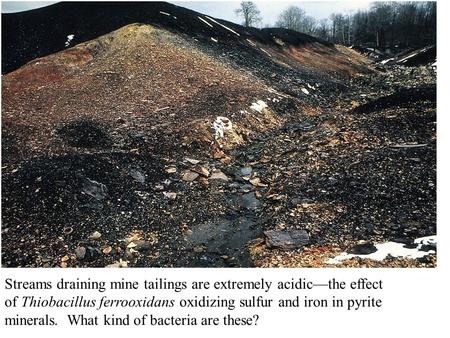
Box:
[75,246,86,260]
[129,169,146,183]
[287,121,315,132]
[185,158,200,165]
[239,167,253,176]
[89,231,102,240]
[264,229,310,250]
[85,246,101,260]
[209,170,229,181]
[134,240,151,251]
[82,178,108,200]
[239,184,253,193]
[162,192,177,200]
[241,192,261,210]
[182,171,200,182]
[348,242,377,255]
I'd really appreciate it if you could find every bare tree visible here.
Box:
[329,2,436,47]
[316,19,330,40]
[234,1,262,27]
[275,6,305,31]
[276,6,317,35]
[272,1,435,47]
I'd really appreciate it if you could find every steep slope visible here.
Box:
[2,1,367,76]
[2,23,295,164]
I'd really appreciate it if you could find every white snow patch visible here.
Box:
[205,16,240,36]
[259,48,271,57]
[301,88,310,95]
[159,11,171,16]
[213,116,233,139]
[211,37,218,43]
[326,235,436,264]
[267,88,289,99]
[65,34,74,47]
[414,235,436,247]
[306,83,315,90]
[246,39,256,47]
[380,57,394,65]
[399,52,419,63]
[250,100,268,113]
[198,16,213,28]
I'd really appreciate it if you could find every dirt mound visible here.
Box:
[353,86,436,113]
[378,45,436,67]
[56,119,112,148]
[399,45,436,66]
[2,152,165,219]
[2,1,335,74]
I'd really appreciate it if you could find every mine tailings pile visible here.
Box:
[1,2,435,268]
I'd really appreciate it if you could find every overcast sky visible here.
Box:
[2,1,372,24]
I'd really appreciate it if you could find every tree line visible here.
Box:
[235,1,436,48]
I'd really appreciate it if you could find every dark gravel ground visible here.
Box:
[1,64,436,267]
[1,2,435,267]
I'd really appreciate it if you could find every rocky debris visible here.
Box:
[55,119,112,149]
[379,45,436,67]
[89,231,102,240]
[249,177,268,187]
[209,170,229,181]
[1,3,435,268]
[128,240,151,251]
[250,100,268,113]
[353,86,435,114]
[351,46,387,60]
[240,192,261,210]
[264,229,310,250]
[285,121,315,133]
[129,169,145,183]
[326,235,437,265]
[182,171,200,182]
[251,242,436,268]
[165,166,177,174]
[239,167,253,177]
[348,242,377,255]
[75,246,101,261]
[82,178,108,201]
[162,191,177,200]
[2,1,344,76]
[106,259,128,268]
[185,158,200,165]
[192,166,210,177]
[102,246,112,254]
[75,246,86,260]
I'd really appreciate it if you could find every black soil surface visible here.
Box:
[354,86,436,113]
[2,64,436,267]
[2,1,329,74]
[56,119,112,148]
[1,3,436,268]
